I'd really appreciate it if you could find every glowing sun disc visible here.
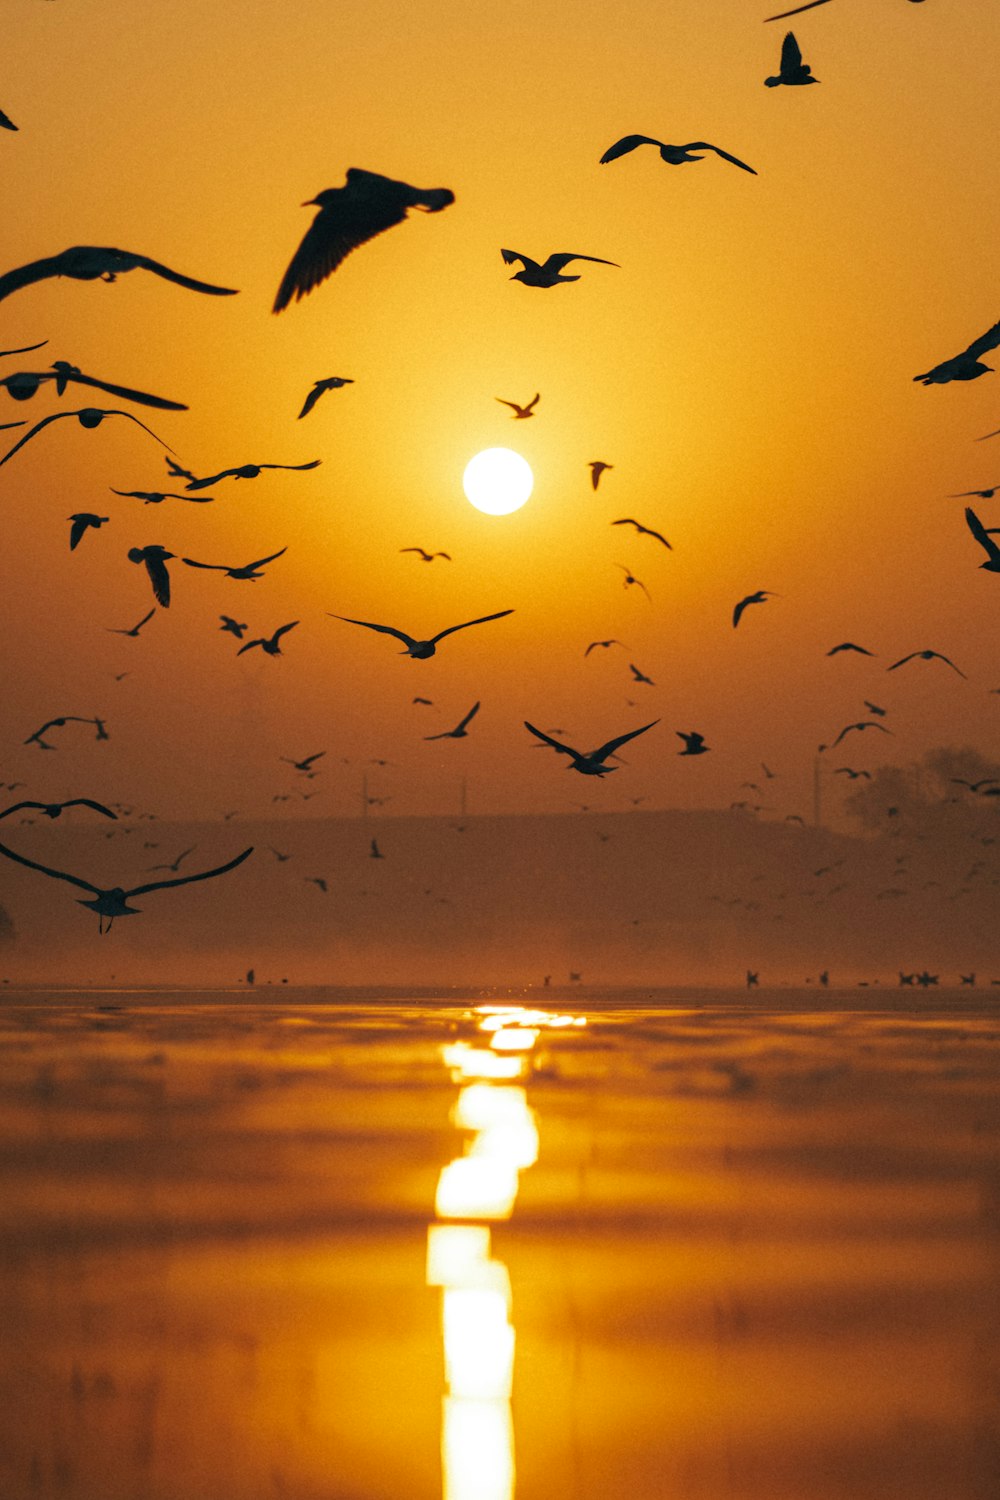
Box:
[463,448,533,515]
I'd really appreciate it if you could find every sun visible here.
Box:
[463,448,533,515]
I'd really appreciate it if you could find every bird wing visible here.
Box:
[0,838,101,893]
[166,457,198,480]
[0,253,77,303]
[298,386,324,419]
[965,506,1000,562]
[236,639,263,655]
[590,719,659,761]
[524,722,580,758]
[599,135,663,164]
[110,410,174,452]
[64,371,188,411]
[887,653,918,671]
[329,614,419,649]
[272,621,299,642]
[780,31,804,68]
[68,516,89,550]
[429,609,515,645]
[455,701,481,731]
[0,340,48,358]
[245,547,288,569]
[544,252,619,271]
[611,518,671,548]
[184,470,235,489]
[963,319,1000,362]
[181,557,229,571]
[400,548,430,558]
[764,0,830,19]
[500,248,534,271]
[129,252,238,296]
[145,555,171,608]
[63,799,118,819]
[260,460,321,472]
[495,399,520,412]
[0,409,65,465]
[0,108,17,131]
[126,846,254,897]
[732,595,751,628]
[690,142,757,175]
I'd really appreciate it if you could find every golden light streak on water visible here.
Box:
[443,1288,515,1400]
[441,1042,525,1081]
[426,1225,494,1288]
[442,1397,515,1500]
[488,1028,540,1053]
[435,1153,521,1220]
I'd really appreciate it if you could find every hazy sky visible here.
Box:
[3,0,1000,825]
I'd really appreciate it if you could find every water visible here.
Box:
[0,988,997,1500]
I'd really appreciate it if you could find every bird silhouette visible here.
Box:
[110,488,216,505]
[219,615,248,638]
[1,362,187,411]
[496,393,539,419]
[628,663,655,685]
[179,461,319,491]
[524,719,659,776]
[584,639,628,656]
[0,106,17,132]
[0,407,174,467]
[0,797,116,821]
[329,609,513,658]
[617,564,651,600]
[834,766,872,780]
[825,720,894,750]
[677,731,709,755]
[0,245,237,305]
[611,517,671,549]
[183,547,287,580]
[863,700,888,717]
[949,484,1000,499]
[827,642,875,656]
[501,249,619,287]
[590,461,613,489]
[733,590,777,627]
[915,319,1000,385]
[237,622,299,656]
[765,32,818,86]
[273,169,454,312]
[281,751,325,772]
[887,649,967,678]
[766,0,926,17]
[600,135,756,174]
[400,547,451,562]
[425,702,481,740]
[964,507,1000,572]
[0,839,253,932]
[146,846,197,874]
[128,545,174,607]
[107,607,155,638]
[298,376,354,418]
[68,513,108,550]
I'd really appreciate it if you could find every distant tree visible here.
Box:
[843,747,1000,834]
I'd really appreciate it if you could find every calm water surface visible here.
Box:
[0,987,998,1500]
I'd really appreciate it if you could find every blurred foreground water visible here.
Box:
[0,987,998,1500]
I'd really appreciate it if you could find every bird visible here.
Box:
[0,797,116,822]
[523,719,658,776]
[964,506,1000,573]
[237,622,298,657]
[24,714,102,750]
[400,547,451,562]
[179,461,319,491]
[824,720,894,750]
[68,512,108,550]
[217,618,247,642]
[835,766,872,780]
[766,0,925,16]
[617,564,651,600]
[146,846,197,873]
[306,876,329,892]
[599,135,756,174]
[127,545,175,607]
[501,248,619,287]
[329,609,513,658]
[949,484,1000,499]
[0,840,253,932]
[0,407,174,467]
[887,649,967,678]
[107,607,155,638]
[0,105,17,132]
[425,702,481,740]
[827,642,875,656]
[915,319,1000,385]
[951,777,999,793]
[496,393,539,419]
[611,517,671,549]
[589,461,613,490]
[273,169,454,312]
[110,488,215,505]
[182,547,287,580]
[0,245,238,306]
[765,32,818,86]
[863,700,887,717]
[628,663,655,685]
[585,639,628,656]
[281,751,325,772]
[733,590,777,628]
[1,362,187,411]
[677,731,709,756]
[298,376,354,418]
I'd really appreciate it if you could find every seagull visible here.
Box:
[182,547,287,580]
[949,484,1000,499]
[599,135,756,174]
[107,607,155,638]
[0,407,174,467]
[827,642,875,656]
[915,318,1000,385]
[951,777,999,793]
[611,517,671,549]
[617,564,651,600]
[68,512,108,550]
[501,249,619,287]
[965,506,1000,573]
[146,846,197,873]
[237,622,298,657]
[677,731,709,755]
[128,545,174,607]
[180,461,319,491]
[496,393,539,419]
[329,608,513,658]
[523,719,659,776]
[0,839,253,932]
[887,649,967,678]
[110,488,216,505]
[628,663,655,685]
[0,106,17,132]
[370,838,385,859]
[834,767,872,780]
[306,876,328,892]
[400,547,451,562]
[824,720,894,750]
[281,751,326,772]
[733,590,777,627]
[273,169,455,312]
[584,639,628,656]
[765,32,818,87]
[0,797,116,822]
[1,363,187,411]
[0,245,238,306]
[863,700,887,716]
[298,376,354,418]
[425,702,481,740]
[765,0,925,18]
[590,461,613,489]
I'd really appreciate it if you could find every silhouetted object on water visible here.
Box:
[765,32,818,86]
[964,506,1000,573]
[426,702,481,740]
[960,973,976,986]
[733,590,777,627]
[600,135,756,174]
[590,461,613,489]
[370,838,385,859]
[677,731,709,755]
[915,319,1000,385]
[746,970,759,988]
[183,547,287,580]
[496,393,539,419]
[827,641,875,656]
[0,246,237,305]
[180,461,319,491]
[0,797,116,821]
[128,545,174,607]
[0,839,253,932]
[273,170,454,312]
[1,362,187,411]
[107,607,155,638]
[401,547,451,562]
[502,249,618,287]
[611,517,671,549]
[68,512,108,549]
[330,609,513,658]
[298,376,353,418]
[524,718,659,776]
[237,622,298,656]
[0,407,174,467]
[887,648,967,678]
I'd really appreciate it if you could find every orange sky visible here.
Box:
[3,0,1000,825]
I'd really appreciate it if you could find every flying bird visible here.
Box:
[887,649,967,678]
[949,484,1000,499]
[128,545,175,607]
[400,547,451,562]
[677,731,709,755]
[425,702,481,740]
[611,517,671,549]
[733,590,778,628]
[68,512,108,550]
[24,715,106,750]
[834,767,872,780]
[915,319,1000,385]
[496,393,539,419]
[599,135,756,174]
[584,639,628,656]
[590,461,613,489]
[180,461,320,491]
[0,839,253,932]
[0,797,116,822]
[617,564,651,600]
[281,751,326,772]
[107,607,155,638]
[329,609,513,658]
[965,506,1000,573]
[765,32,818,87]
[273,169,454,312]
[146,846,197,874]
[1,362,187,411]
[501,249,619,287]
[0,106,17,132]
[628,663,655,685]
[524,719,659,776]
[825,720,894,750]
[182,547,287,580]
[863,700,887,717]
[237,622,299,656]
[0,407,174,467]
[110,488,215,505]
[765,0,925,17]
[298,376,354,418]
[827,642,875,656]
[219,615,248,638]
[0,245,238,306]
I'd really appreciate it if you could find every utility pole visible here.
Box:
[813,753,822,829]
